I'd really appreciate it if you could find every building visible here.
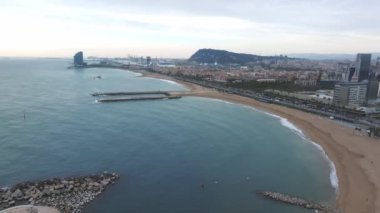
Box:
[294,79,317,87]
[339,63,350,82]
[333,82,368,107]
[257,79,276,83]
[353,53,371,82]
[73,51,84,67]
[347,67,356,82]
[341,64,356,82]
[146,56,151,67]
[375,57,380,76]
[367,79,379,103]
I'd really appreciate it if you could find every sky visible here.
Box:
[0,0,379,58]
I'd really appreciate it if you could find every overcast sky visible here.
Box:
[0,0,379,58]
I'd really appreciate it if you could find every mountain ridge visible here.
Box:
[189,49,380,62]
[189,49,289,65]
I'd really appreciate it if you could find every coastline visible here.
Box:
[141,71,380,213]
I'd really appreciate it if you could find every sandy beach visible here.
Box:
[143,71,380,213]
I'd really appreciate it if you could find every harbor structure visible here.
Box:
[92,91,182,103]
[258,191,337,212]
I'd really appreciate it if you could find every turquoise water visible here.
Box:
[0,58,336,213]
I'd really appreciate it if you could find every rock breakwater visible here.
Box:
[258,191,339,213]
[0,172,119,213]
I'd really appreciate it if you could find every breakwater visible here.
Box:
[98,96,180,103]
[92,91,171,97]
[0,172,119,213]
[258,191,338,212]
[92,91,182,103]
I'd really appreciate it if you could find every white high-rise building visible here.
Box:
[333,82,368,107]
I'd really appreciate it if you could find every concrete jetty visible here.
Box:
[258,191,338,212]
[98,96,181,103]
[91,91,171,97]
[93,91,182,103]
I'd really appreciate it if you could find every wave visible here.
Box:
[134,73,143,77]
[263,111,339,192]
[203,97,339,193]
[143,77,182,86]
[160,79,182,86]
[205,98,236,105]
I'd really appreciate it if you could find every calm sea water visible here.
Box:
[0,58,336,213]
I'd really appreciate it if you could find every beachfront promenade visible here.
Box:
[173,76,380,130]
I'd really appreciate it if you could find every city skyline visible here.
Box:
[1,0,380,58]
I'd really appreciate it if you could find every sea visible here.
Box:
[0,58,337,213]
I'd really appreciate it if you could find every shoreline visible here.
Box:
[200,95,340,197]
[252,102,340,192]
[191,95,339,193]
[140,71,380,213]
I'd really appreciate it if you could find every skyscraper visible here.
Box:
[367,79,379,102]
[73,51,84,67]
[354,53,371,82]
[348,67,356,82]
[147,56,151,67]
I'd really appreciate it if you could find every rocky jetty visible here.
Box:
[0,172,119,213]
[258,191,338,213]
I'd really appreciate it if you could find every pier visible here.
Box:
[92,91,182,103]
[92,91,171,97]
[258,191,339,212]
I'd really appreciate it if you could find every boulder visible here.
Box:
[8,200,15,206]
[11,189,23,200]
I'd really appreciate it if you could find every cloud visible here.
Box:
[0,0,379,57]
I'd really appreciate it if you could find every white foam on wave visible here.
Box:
[312,140,339,190]
[205,98,236,105]
[143,77,182,86]
[159,79,182,86]
[264,112,304,136]
[263,111,339,192]
[204,97,339,193]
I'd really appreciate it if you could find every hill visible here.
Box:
[189,49,287,65]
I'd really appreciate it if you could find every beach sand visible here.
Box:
[143,71,380,213]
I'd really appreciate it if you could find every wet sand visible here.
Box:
[143,71,380,213]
